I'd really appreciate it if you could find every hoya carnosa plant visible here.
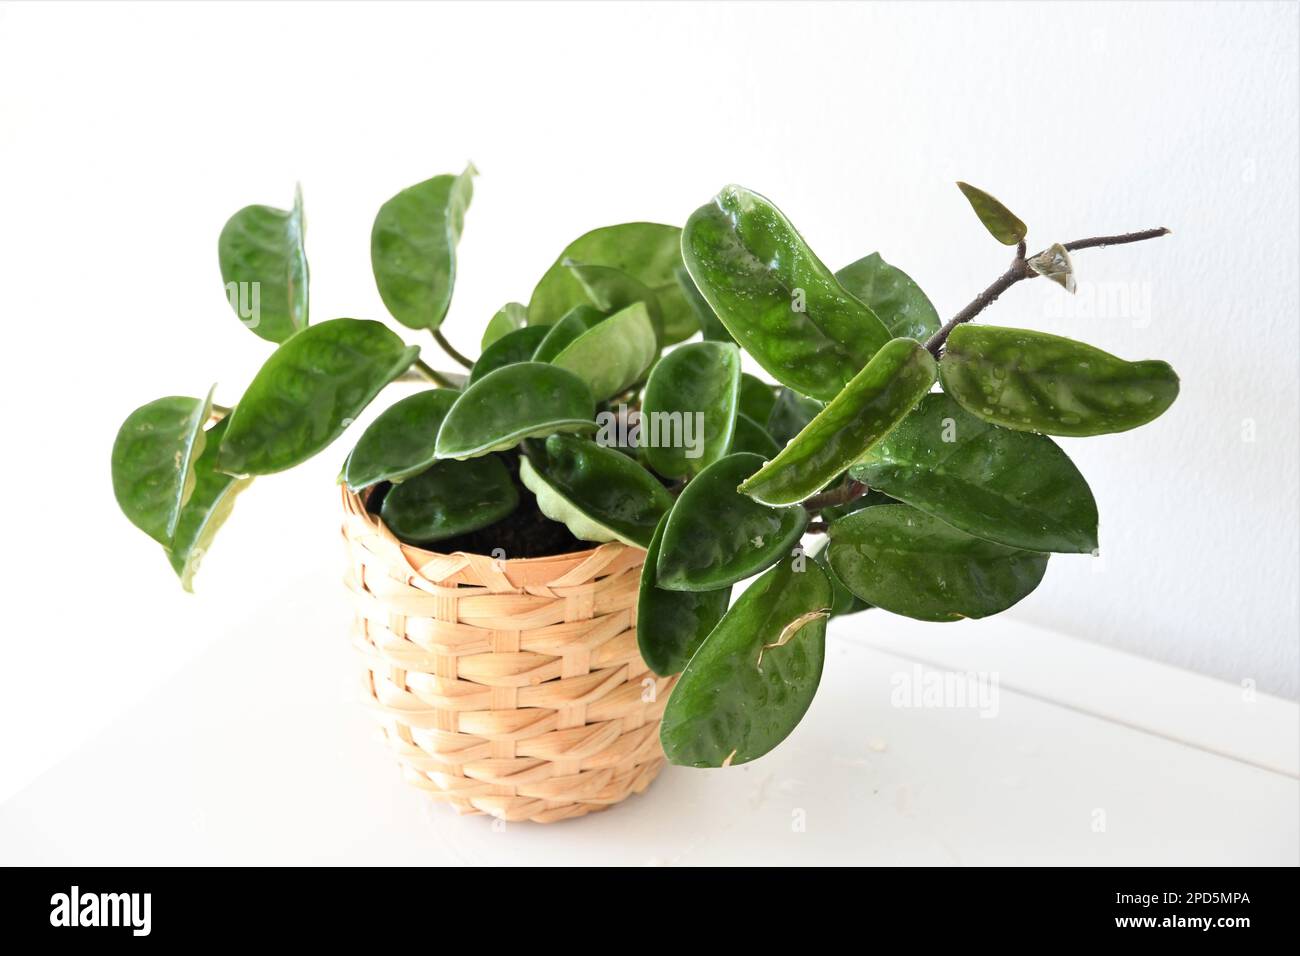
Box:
[111,170,1177,768]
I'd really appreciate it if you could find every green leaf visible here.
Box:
[740,338,937,506]
[217,187,308,343]
[637,513,732,677]
[550,301,657,401]
[1027,242,1076,293]
[112,387,215,546]
[939,325,1180,436]
[217,319,418,476]
[380,456,518,545]
[565,260,696,346]
[344,389,459,491]
[956,181,1027,246]
[528,223,695,342]
[660,557,830,768]
[675,266,734,344]
[835,252,941,342]
[519,435,672,547]
[738,373,778,424]
[681,185,892,400]
[530,304,605,364]
[371,164,476,331]
[641,342,741,479]
[851,393,1098,553]
[435,362,595,460]
[169,416,253,591]
[828,504,1049,622]
[656,453,807,591]
[815,545,870,618]
[730,413,781,457]
[469,325,550,384]
[481,302,527,350]
[765,388,822,447]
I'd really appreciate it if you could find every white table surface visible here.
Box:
[1,580,1295,866]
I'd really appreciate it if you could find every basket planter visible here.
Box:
[341,486,676,823]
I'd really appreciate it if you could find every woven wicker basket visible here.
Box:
[341,486,676,823]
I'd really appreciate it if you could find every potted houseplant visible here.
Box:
[111,169,1177,821]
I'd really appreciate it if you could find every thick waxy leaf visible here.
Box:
[169,417,252,591]
[730,413,781,457]
[956,181,1027,246]
[815,546,870,618]
[528,223,695,341]
[738,373,777,424]
[851,393,1098,553]
[681,185,892,400]
[530,304,605,364]
[828,504,1049,622]
[661,557,830,767]
[519,435,672,547]
[380,455,518,545]
[344,389,459,491]
[641,342,741,479]
[112,388,215,546]
[371,165,475,331]
[637,513,732,676]
[740,338,937,506]
[550,301,657,400]
[675,266,734,344]
[939,325,1180,436]
[835,252,941,341]
[469,325,550,384]
[765,388,822,447]
[435,362,595,460]
[656,453,807,591]
[217,319,418,476]
[481,302,527,349]
[217,187,308,344]
[565,261,695,345]
[1027,242,1076,293]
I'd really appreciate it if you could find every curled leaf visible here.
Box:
[169,417,253,591]
[1027,242,1076,293]
[519,435,671,547]
[217,187,308,343]
[112,387,215,546]
[371,164,476,331]
[740,338,937,506]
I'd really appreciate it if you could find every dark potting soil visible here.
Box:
[365,453,592,559]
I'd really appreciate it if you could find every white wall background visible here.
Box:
[0,0,1296,802]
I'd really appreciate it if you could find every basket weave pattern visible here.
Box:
[342,487,675,823]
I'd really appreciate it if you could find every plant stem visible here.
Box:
[925,226,1171,358]
[803,480,867,513]
[805,520,829,535]
[433,328,474,369]
[412,359,456,388]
